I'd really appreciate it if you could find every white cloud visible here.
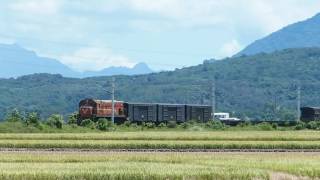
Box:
[220,40,242,57]
[60,47,135,72]
[9,0,61,15]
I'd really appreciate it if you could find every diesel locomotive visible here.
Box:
[79,99,212,124]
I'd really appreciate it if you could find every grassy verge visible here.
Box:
[0,152,318,179]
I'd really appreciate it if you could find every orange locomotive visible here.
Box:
[79,99,126,121]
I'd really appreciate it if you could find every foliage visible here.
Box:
[25,112,40,127]
[2,48,320,120]
[5,109,23,122]
[96,118,108,131]
[80,119,95,129]
[295,121,306,130]
[167,121,177,128]
[46,114,63,129]
[145,122,156,129]
[67,112,78,125]
[205,120,225,130]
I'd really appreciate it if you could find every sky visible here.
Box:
[0,0,320,72]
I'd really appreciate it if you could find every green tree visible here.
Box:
[6,109,23,122]
[25,112,40,126]
[67,112,79,125]
[96,118,108,131]
[47,114,64,129]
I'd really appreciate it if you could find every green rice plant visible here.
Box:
[0,152,319,179]
[0,131,319,141]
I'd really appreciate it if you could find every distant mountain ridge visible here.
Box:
[237,13,320,56]
[0,43,153,78]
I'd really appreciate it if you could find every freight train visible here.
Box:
[79,99,212,124]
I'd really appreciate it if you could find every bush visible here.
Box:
[295,121,306,130]
[180,122,189,129]
[307,121,319,130]
[257,122,274,131]
[167,121,177,128]
[67,112,79,125]
[123,121,131,127]
[238,121,252,127]
[6,109,23,122]
[25,112,40,126]
[130,123,139,128]
[206,120,225,130]
[158,123,166,128]
[80,119,95,128]
[145,122,156,129]
[46,114,64,129]
[271,123,278,130]
[96,118,108,131]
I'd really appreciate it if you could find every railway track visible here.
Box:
[1,148,320,153]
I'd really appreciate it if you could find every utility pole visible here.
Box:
[297,82,301,121]
[111,77,115,124]
[211,78,216,120]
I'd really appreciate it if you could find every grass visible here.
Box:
[0,152,318,180]
[0,131,319,141]
[0,131,318,149]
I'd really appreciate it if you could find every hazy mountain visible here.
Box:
[0,43,77,78]
[81,63,153,77]
[0,43,153,78]
[237,13,320,56]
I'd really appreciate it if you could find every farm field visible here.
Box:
[0,151,318,180]
[0,131,320,150]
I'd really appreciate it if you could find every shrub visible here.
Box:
[123,121,131,127]
[96,118,108,131]
[130,123,139,128]
[145,122,156,129]
[307,121,318,130]
[206,120,225,130]
[80,119,95,128]
[238,121,252,127]
[25,112,40,126]
[295,121,306,130]
[180,122,189,129]
[5,109,23,122]
[158,123,166,128]
[257,122,274,131]
[167,121,177,128]
[271,123,278,130]
[67,112,79,125]
[46,114,64,129]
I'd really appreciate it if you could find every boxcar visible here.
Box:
[158,104,186,122]
[186,105,212,123]
[127,103,157,122]
[300,107,320,122]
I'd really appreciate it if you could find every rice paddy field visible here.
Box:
[0,151,319,180]
[0,131,320,179]
[0,131,319,150]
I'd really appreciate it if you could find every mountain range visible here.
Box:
[0,43,153,78]
[1,13,320,120]
[238,13,320,56]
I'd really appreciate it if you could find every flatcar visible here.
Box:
[78,99,213,124]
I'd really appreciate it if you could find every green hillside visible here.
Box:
[238,13,320,56]
[1,48,320,120]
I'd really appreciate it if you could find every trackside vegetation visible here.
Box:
[1,109,320,133]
